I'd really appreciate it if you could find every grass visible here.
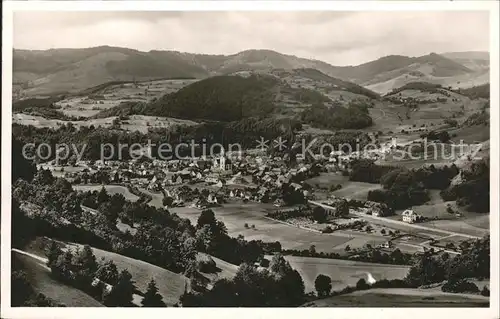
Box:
[65,242,188,306]
[305,173,381,201]
[13,113,197,134]
[422,219,489,238]
[279,255,410,293]
[13,251,104,307]
[73,184,140,201]
[304,288,489,307]
[448,125,489,144]
[23,237,188,306]
[169,201,351,252]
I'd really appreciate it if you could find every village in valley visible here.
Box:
[8,10,492,310]
[37,125,487,259]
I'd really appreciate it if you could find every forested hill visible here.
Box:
[144,75,278,121]
[94,73,378,128]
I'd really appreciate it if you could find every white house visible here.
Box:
[402,209,418,223]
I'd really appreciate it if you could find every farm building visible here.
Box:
[402,209,418,223]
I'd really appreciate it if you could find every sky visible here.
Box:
[12,11,490,66]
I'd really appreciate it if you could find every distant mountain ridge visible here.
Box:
[13,46,489,96]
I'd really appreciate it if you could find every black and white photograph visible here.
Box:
[1,1,498,318]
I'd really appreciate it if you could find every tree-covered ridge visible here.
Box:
[404,235,489,287]
[441,158,490,213]
[300,102,373,130]
[92,75,277,122]
[457,84,490,100]
[271,68,380,99]
[12,116,301,161]
[143,75,278,121]
[386,82,445,96]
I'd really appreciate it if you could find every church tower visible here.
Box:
[219,148,226,170]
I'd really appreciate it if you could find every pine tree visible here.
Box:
[72,245,98,288]
[97,186,109,205]
[103,269,135,307]
[141,279,165,307]
[95,259,119,285]
[45,241,63,268]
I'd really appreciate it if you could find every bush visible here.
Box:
[314,274,332,297]
[197,255,217,273]
[481,286,490,296]
[441,279,479,293]
[322,226,333,234]
[356,278,370,290]
[260,258,270,268]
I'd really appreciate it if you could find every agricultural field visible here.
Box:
[422,219,489,238]
[306,173,382,201]
[51,79,198,118]
[304,288,489,307]
[37,164,89,178]
[279,256,410,293]
[169,201,353,252]
[448,125,490,144]
[73,184,140,202]
[13,113,197,134]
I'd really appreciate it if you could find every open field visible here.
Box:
[65,242,188,306]
[306,173,381,201]
[463,214,490,229]
[13,113,198,133]
[13,250,104,307]
[51,79,198,118]
[37,164,89,178]
[449,125,489,144]
[304,288,489,307]
[73,184,140,201]
[138,187,163,207]
[422,219,489,238]
[277,255,410,293]
[169,201,352,252]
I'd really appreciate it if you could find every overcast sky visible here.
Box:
[13,11,490,66]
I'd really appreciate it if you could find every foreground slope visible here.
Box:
[303,288,489,307]
[13,250,104,307]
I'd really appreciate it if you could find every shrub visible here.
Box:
[322,226,333,234]
[314,274,332,297]
[481,286,490,296]
[356,278,370,290]
[197,255,217,273]
[441,279,479,293]
[260,258,270,268]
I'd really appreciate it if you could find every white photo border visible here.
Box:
[1,1,499,318]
